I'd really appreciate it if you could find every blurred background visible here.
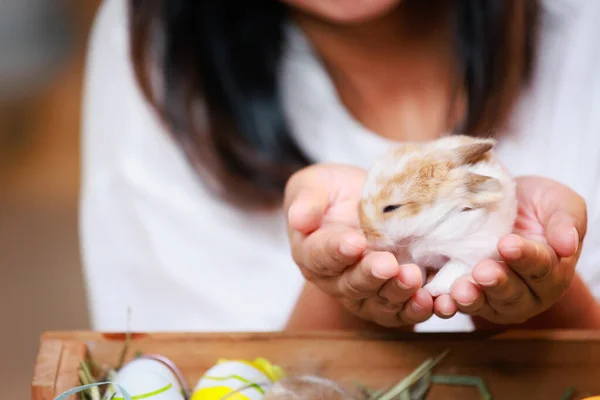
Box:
[0,0,101,398]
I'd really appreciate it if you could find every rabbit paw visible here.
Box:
[423,280,453,297]
[423,260,471,297]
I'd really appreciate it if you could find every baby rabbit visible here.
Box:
[359,135,517,296]
[263,376,360,400]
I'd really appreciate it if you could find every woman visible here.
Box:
[80,0,600,332]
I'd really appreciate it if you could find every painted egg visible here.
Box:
[191,358,284,400]
[103,356,187,400]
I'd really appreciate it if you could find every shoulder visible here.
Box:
[80,0,223,237]
[87,0,128,62]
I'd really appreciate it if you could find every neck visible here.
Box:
[292,1,465,142]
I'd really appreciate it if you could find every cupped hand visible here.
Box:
[284,164,433,327]
[433,176,587,325]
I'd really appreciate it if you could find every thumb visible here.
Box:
[534,178,588,258]
[545,210,582,258]
[284,166,332,234]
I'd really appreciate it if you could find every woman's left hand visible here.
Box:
[433,176,588,325]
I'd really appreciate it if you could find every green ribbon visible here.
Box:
[202,374,266,394]
[109,383,173,399]
[54,381,174,400]
[54,382,132,400]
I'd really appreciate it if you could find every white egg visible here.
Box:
[103,357,186,400]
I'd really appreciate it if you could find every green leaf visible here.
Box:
[430,375,492,400]
[80,361,95,384]
[376,350,450,400]
[399,389,411,400]
[409,371,432,400]
[560,386,575,400]
[116,307,133,370]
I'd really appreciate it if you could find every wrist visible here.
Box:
[473,273,600,330]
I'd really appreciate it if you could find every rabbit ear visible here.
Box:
[464,172,504,208]
[453,138,496,166]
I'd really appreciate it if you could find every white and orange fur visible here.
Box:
[359,135,518,297]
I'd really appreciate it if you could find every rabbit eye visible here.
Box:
[383,204,402,213]
[461,207,474,212]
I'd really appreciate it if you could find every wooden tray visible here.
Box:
[31,330,600,400]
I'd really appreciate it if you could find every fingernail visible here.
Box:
[288,196,307,216]
[396,279,410,290]
[371,270,388,279]
[457,299,475,307]
[372,265,395,280]
[288,203,313,231]
[478,278,498,287]
[411,302,425,313]
[503,247,522,259]
[571,227,580,252]
[339,242,360,257]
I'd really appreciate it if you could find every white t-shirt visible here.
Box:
[80,0,600,332]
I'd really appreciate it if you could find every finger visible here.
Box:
[450,277,486,315]
[360,297,407,328]
[337,251,399,300]
[287,188,330,234]
[433,294,458,319]
[531,177,587,253]
[498,234,562,296]
[360,264,423,328]
[378,264,422,306]
[472,259,537,314]
[399,289,434,324]
[545,211,580,258]
[284,168,332,234]
[296,228,366,279]
[339,296,364,317]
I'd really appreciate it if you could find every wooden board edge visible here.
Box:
[39,329,600,343]
[31,339,63,400]
[54,342,87,400]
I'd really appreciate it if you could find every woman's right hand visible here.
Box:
[283,164,434,328]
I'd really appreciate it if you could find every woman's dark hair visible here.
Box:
[129,0,539,210]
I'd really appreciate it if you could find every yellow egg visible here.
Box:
[191,358,284,400]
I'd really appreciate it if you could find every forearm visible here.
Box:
[473,273,600,330]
